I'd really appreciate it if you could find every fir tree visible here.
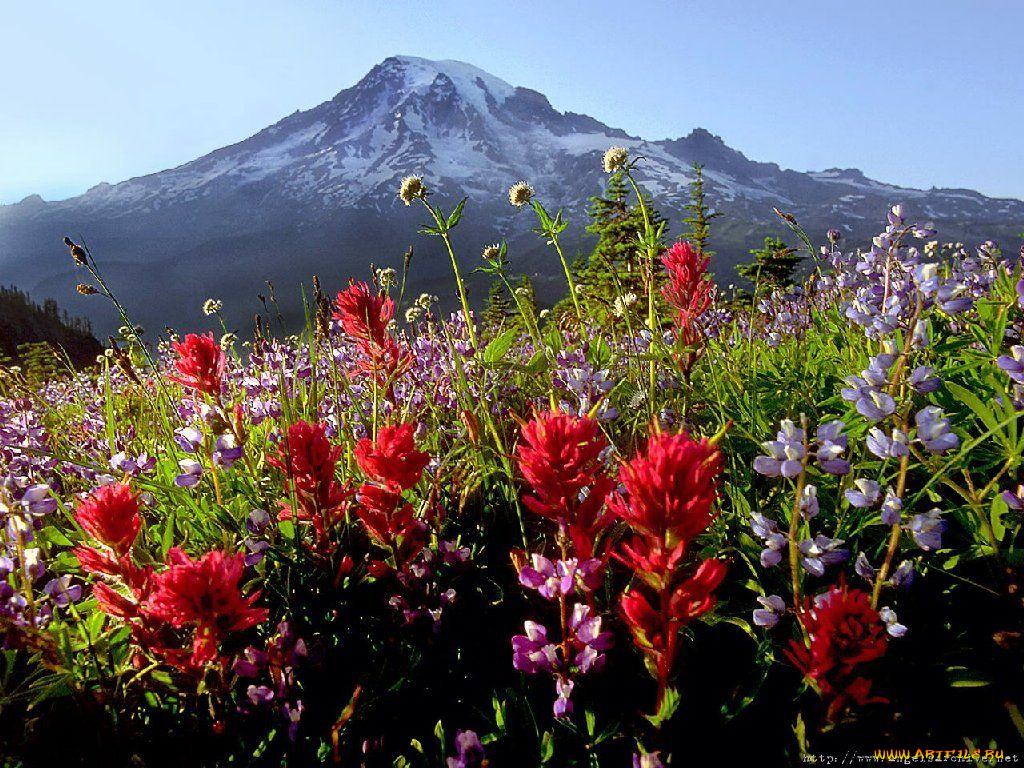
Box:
[736,236,802,288]
[682,163,721,257]
[481,277,513,333]
[574,172,667,328]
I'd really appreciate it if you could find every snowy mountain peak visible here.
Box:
[1,55,1021,338]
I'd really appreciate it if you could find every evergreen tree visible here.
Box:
[574,172,667,328]
[682,163,721,256]
[736,236,802,288]
[481,277,513,333]
[508,274,538,334]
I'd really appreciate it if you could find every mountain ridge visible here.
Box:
[1,55,1021,335]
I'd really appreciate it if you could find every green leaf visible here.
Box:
[446,198,468,230]
[483,327,519,365]
[644,685,681,728]
[946,666,992,687]
[946,381,1004,446]
[539,731,555,764]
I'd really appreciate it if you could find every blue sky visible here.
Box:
[2,0,1022,204]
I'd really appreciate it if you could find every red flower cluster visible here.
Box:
[74,483,141,557]
[354,424,431,565]
[785,581,888,721]
[334,281,394,344]
[147,548,269,668]
[661,241,714,345]
[269,420,352,538]
[355,423,431,491]
[75,484,266,671]
[168,332,227,397]
[609,430,726,708]
[334,282,410,387]
[515,410,615,558]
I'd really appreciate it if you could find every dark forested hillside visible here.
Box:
[0,285,102,369]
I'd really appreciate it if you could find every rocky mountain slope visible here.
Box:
[2,55,1021,335]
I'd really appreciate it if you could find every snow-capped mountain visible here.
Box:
[2,55,1021,335]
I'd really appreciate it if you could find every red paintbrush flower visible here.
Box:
[270,420,342,496]
[611,428,727,711]
[785,581,888,720]
[661,241,714,343]
[355,483,427,559]
[334,281,394,348]
[75,483,141,556]
[355,423,430,491]
[517,409,611,506]
[92,581,140,620]
[146,548,268,668]
[668,558,727,623]
[74,545,122,576]
[168,332,226,396]
[270,420,351,535]
[608,431,722,553]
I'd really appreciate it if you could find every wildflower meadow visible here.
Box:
[3,148,1024,766]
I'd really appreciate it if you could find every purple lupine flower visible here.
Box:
[827,228,842,245]
[174,458,203,487]
[815,421,850,475]
[753,594,786,628]
[284,700,303,741]
[574,558,604,592]
[879,606,908,638]
[247,684,275,705]
[915,406,959,453]
[750,513,786,567]
[845,478,881,508]
[799,535,848,576]
[753,419,805,478]
[634,752,666,768]
[800,485,819,520]
[20,484,57,518]
[997,346,1024,384]
[841,373,896,422]
[22,548,45,580]
[866,427,909,459]
[519,554,576,600]
[936,281,974,314]
[213,434,243,469]
[174,427,203,453]
[891,560,915,588]
[908,366,941,394]
[1002,485,1024,511]
[570,603,613,674]
[43,575,82,607]
[511,622,558,674]
[854,552,876,582]
[908,509,946,551]
[881,491,903,526]
[247,508,271,534]
[244,538,270,567]
[553,677,574,718]
[447,730,485,768]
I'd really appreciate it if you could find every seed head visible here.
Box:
[376,267,397,290]
[66,238,88,266]
[603,146,629,174]
[220,333,237,348]
[482,243,502,261]
[203,298,223,316]
[508,181,534,208]
[399,175,426,205]
[405,306,423,324]
[76,283,98,296]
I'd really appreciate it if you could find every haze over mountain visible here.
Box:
[2,55,1021,336]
